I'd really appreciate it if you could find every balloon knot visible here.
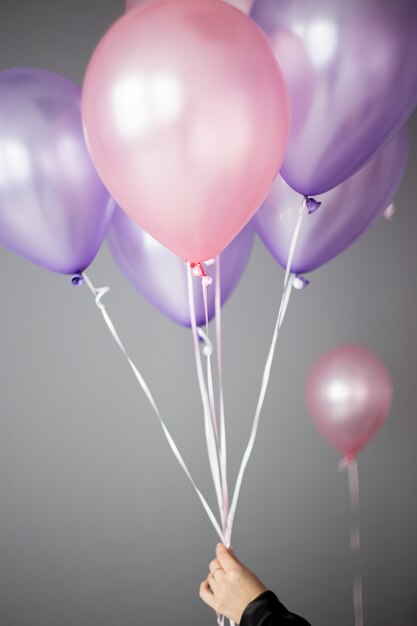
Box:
[71,273,84,286]
[338,453,356,471]
[197,327,213,357]
[189,262,213,286]
[305,196,321,214]
[292,274,309,290]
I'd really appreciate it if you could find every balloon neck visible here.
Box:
[304,196,321,215]
[189,261,206,276]
[338,453,357,470]
[292,274,309,290]
[71,273,84,286]
[188,262,213,286]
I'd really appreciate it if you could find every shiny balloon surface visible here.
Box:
[83,0,290,262]
[255,125,409,274]
[0,68,114,274]
[307,346,393,457]
[251,0,417,195]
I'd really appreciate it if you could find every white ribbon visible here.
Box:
[187,264,230,626]
[187,265,225,532]
[82,272,223,540]
[215,254,229,540]
[226,198,306,544]
[340,457,364,626]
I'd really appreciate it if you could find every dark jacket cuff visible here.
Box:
[240,590,311,626]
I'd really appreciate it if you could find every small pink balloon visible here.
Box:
[306,346,393,458]
[83,0,289,263]
[125,0,253,14]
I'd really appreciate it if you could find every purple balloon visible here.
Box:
[107,206,255,327]
[251,0,417,196]
[0,68,114,275]
[254,125,409,274]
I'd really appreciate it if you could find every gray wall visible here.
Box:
[0,2,416,625]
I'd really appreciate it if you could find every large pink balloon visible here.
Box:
[307,346,393,458]
[83,0,289,264]
[125,0,253,15]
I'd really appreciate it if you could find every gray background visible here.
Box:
[0,1,416,625]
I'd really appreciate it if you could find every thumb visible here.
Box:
[216,543,239,570]
[226,545,239,560]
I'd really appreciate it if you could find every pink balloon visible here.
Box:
[125,0,253,15]
[83,0,289,263]
[307,346,393,458]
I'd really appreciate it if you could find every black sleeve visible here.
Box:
[240,590,311,626]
